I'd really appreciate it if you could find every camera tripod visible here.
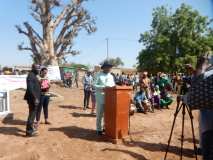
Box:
[164,96,198,160]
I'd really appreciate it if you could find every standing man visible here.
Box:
[83,70,93,110]
[74,69,79,88]
[141,72,151,100]
[24,64,41,137]
[133,72,139,91]
[94,61,115,135]
[64,71,71,88]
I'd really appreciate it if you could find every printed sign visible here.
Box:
[47,66,61,81]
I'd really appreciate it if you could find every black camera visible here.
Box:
[180,76,191,95]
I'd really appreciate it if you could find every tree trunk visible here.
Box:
[43,22,58,66]
[48,26,58,65]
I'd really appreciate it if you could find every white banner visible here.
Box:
[0,75,27,91]
[0,66,61,91]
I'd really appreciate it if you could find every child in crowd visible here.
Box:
[151,85,161,109]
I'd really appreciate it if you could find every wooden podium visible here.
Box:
[104,86,132,143]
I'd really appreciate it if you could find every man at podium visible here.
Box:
[94,61,115,135]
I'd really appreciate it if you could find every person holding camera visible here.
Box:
[195,55,213,160]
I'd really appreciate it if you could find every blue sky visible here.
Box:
[0,0,212,67]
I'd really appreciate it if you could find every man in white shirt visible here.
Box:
[94,61,115,135]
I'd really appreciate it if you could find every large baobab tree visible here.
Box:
[16,0,96,65]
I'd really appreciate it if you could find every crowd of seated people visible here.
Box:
[113,71,174,114]
[130,72,173,114]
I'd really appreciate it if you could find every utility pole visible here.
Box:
[106,38,109,60]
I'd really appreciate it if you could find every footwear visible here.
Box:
[91,110,95,114]
[26,131,38,137]
[197,148,202,155]
[45,121,51,125]
[96,131,103,136]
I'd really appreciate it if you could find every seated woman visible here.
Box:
[134,86,151,114]
[160,88,173,109]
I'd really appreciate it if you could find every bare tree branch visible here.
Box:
[55,6,96,53]
[57,50,80,58]
[15,23,43,56]
[16,0,96,65]
[52,5,71,29]
[30,11,41,23]
[23,22,43,48]
[24,22,43,41]
[18,43,33,52]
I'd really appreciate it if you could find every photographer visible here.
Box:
[195,55,213,160]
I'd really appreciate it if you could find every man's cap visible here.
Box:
[101,61,113,69]
[32,64,41,70]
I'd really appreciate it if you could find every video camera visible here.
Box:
[180,75,192,95]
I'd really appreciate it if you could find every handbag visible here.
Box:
[187,72,213,110]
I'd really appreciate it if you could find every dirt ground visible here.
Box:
[0,85,202,160]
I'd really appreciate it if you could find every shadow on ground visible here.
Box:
[2,114,26,126]
[178,137,199,144]
[71,112,96,118]
[59,105,82,110]
[49,126,108,143]
[122,138,196,159]
[0,126,25,137]
[102,148,148,160]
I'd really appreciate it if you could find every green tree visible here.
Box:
[137,4,213,73]
[100,57,124,67]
